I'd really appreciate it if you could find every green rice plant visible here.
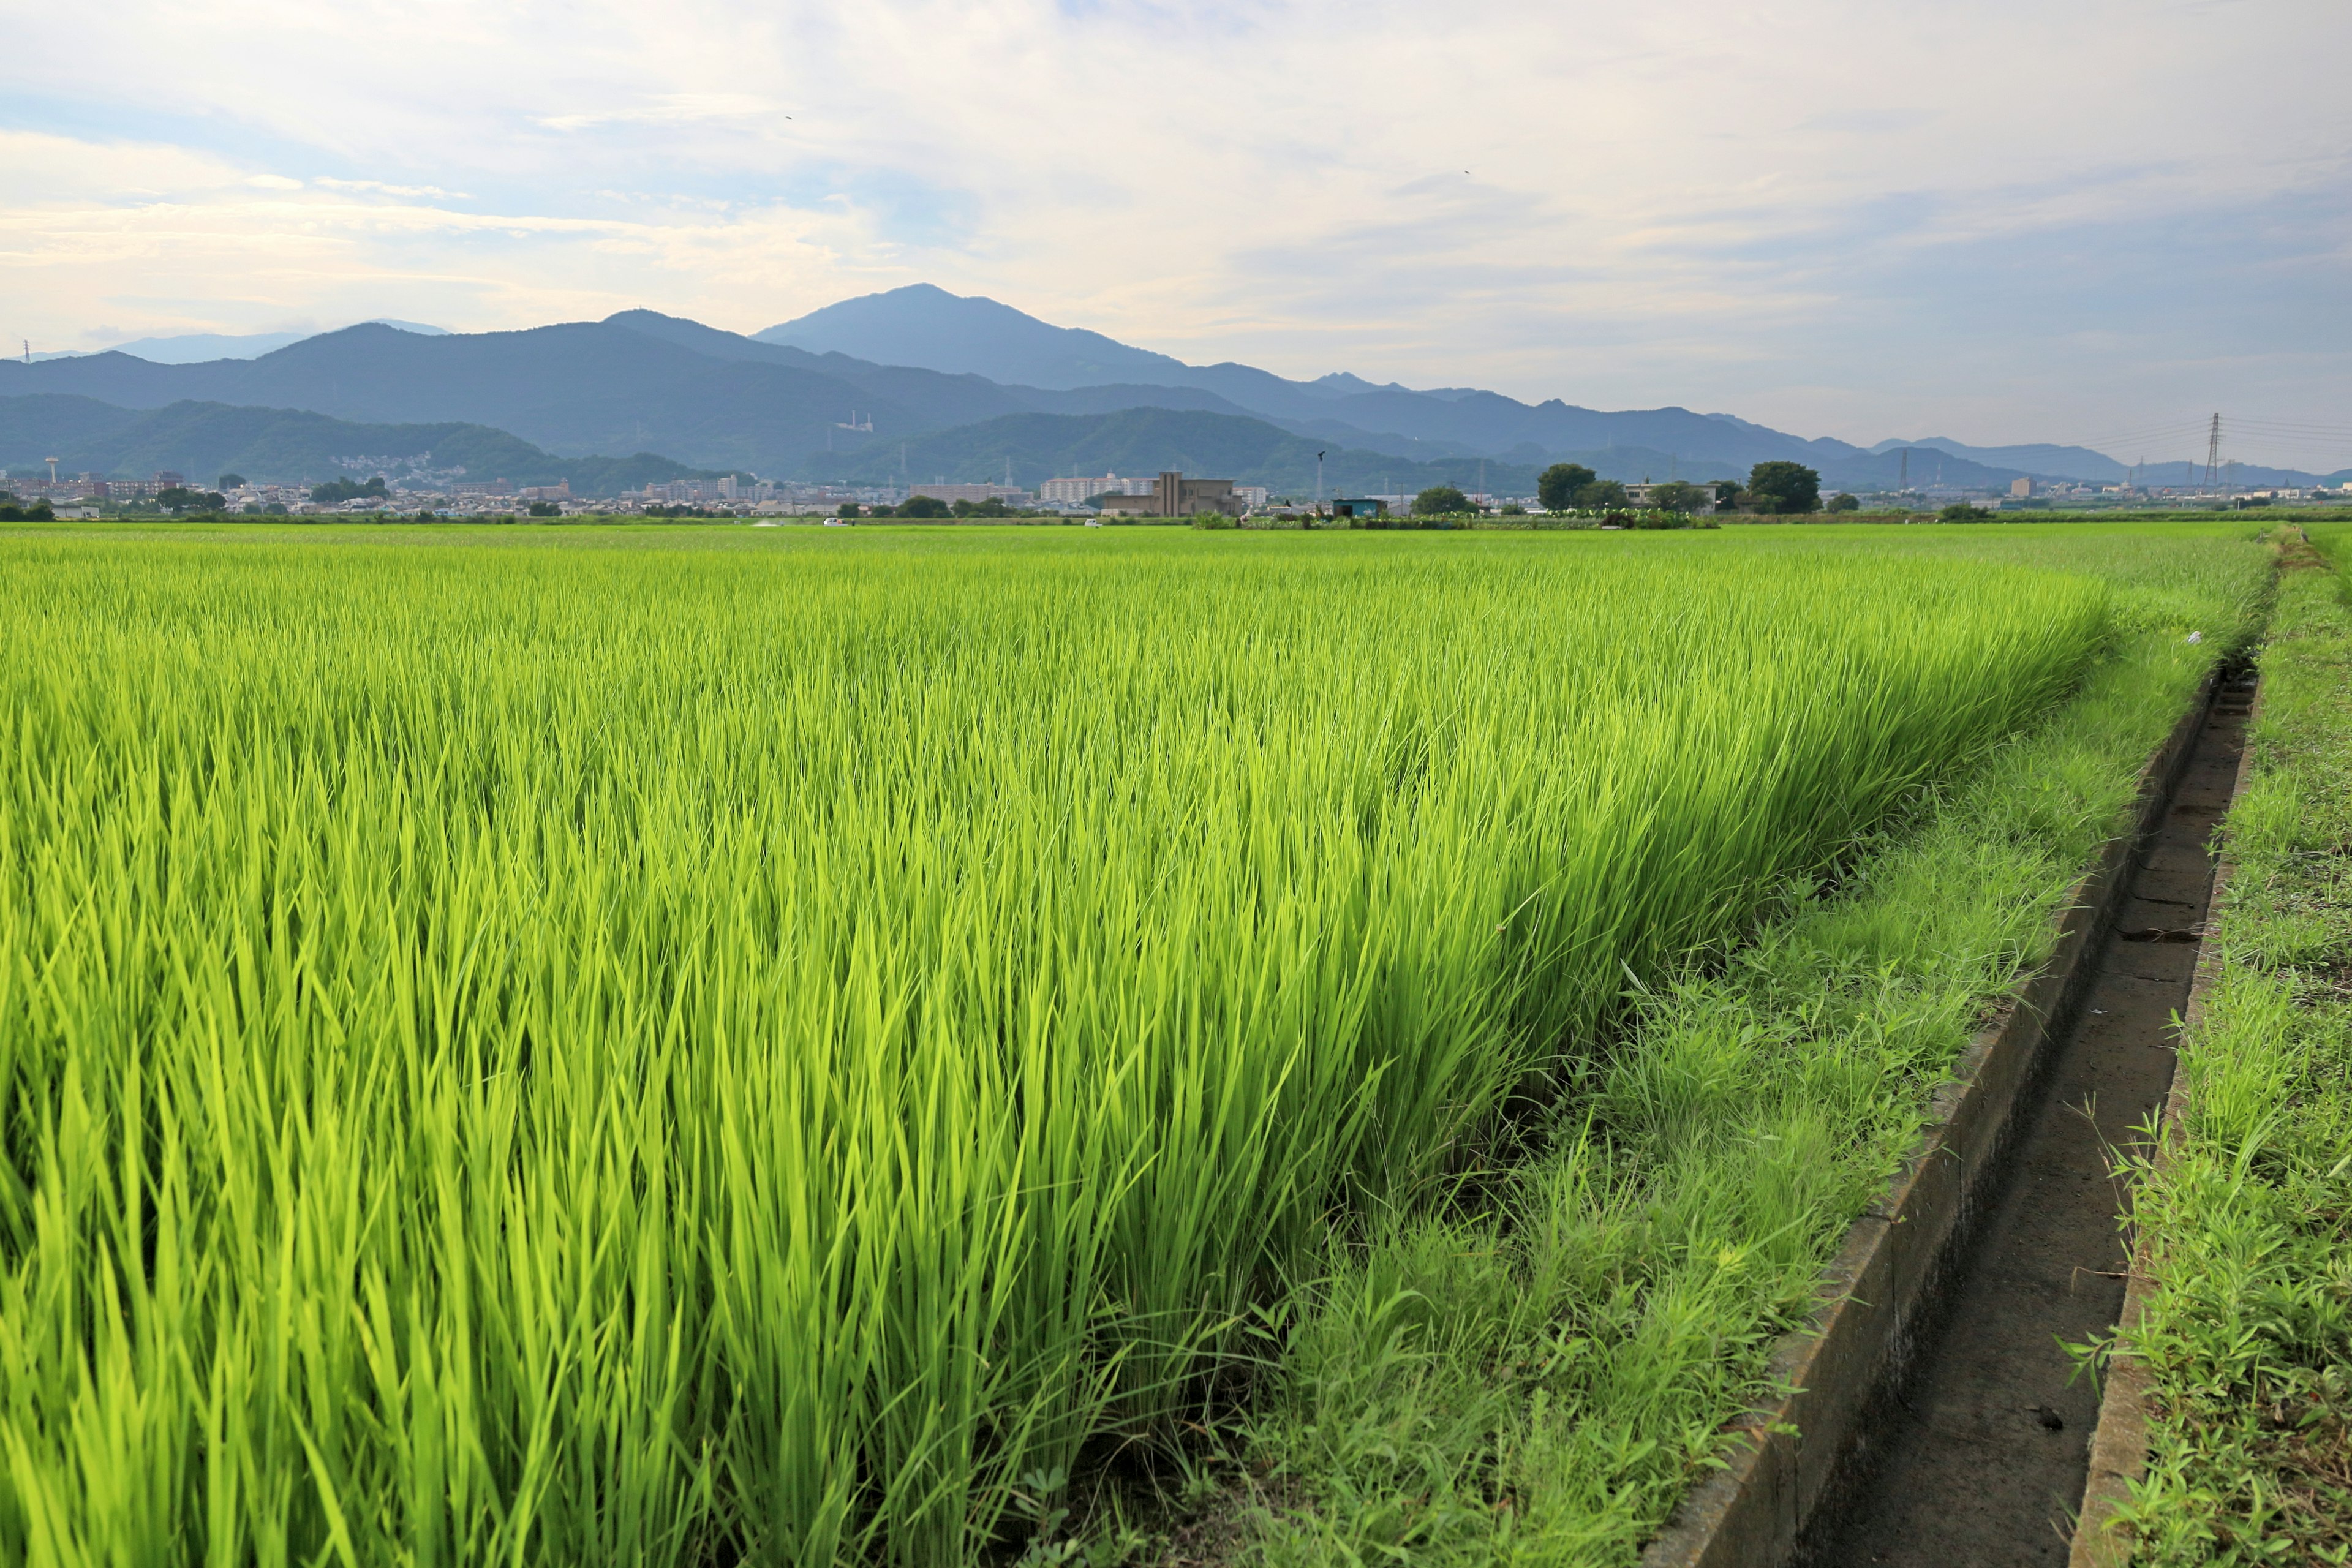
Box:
[0,526,2117,1565]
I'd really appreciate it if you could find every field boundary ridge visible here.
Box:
[1638,670,2224,1568]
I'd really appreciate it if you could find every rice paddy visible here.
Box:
[0,524,2245,1565]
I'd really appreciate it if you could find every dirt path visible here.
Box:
[1807,676,2256,1567]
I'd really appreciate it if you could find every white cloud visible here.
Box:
[538,95,786,133]
[313,176,469,198]
[0,0,2347,445]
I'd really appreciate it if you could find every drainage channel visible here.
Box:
[1808,673,2256,1566]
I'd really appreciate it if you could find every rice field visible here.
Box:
[0,526,2121,1564]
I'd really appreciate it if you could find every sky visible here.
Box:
[3,0,2348,466]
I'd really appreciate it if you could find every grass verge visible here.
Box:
[2100,527,2352,1564]
[1155,531,2274,1567]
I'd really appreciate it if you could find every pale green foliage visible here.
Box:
[2109,527,2352,1564]
[0,524,2134,1564]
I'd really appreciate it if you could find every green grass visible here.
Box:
[1214,527,2272,1566]
[0,522,2262,1566]
[2099,526,2352,1565]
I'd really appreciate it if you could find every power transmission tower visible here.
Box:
[1899,449,1909,489]
[2204,413,2222,494]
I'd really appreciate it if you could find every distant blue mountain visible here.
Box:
[30,320,450,365]
[0,392,709,491]
[1867,437,2132,483]
[757,285,1887,475]
[6,288,2316,488]
[760,284,1200,390]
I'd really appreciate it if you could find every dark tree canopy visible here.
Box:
[1575,479,1629,509]
[1825,492,1861,512]
[1939,502,1990,522]
[1648,480,1708,513]
[311,476,390,504]
[1745,461,1821,515]
[1413,484,1471,515]
[1537,463,1597,511]
[897,494,952,518]
[217,473,247,489]
[837,501,860,519]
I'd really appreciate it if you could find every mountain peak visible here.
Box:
[756,285,1189,390]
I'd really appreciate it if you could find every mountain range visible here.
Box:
[5,286,2338,494]
[0,395,713,493]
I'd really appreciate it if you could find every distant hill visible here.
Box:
[30,321,449,364]
[1868,437,2133,483]
[7,289,2315,486]
[0,395,714,492]
[757,285,1886,474]
[797,407,1548,497]
[0,316,1058,474]
[759,284,1196,390]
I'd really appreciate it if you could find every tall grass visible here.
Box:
[2108,525,2352,1562]
[0,529,2106,1564]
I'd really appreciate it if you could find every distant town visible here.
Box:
[7,463,2343,522]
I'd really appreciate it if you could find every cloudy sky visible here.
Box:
[4,0,2347,463]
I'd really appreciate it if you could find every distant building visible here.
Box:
[1042,475,1114,503]
[1041,475,1164,503]
[906,482,1030,505]
[1326,497,1387,520]
[2010,477,2034,497]
[1095,471,1248,518]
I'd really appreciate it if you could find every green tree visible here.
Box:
[1745,461,1821,514]
[1575,479,1629,509]
[311,476,389,504]
[1413,484,1471,516]
[1825,492,1861,512]
[217,472,247,489]
[1938,502,1989,522]
[899,495,952,519]
[1648,480,1707,513]
[527,502,561,517]
[837,501,861,519]
[1710,480,1741,508]
[1537,463,1597,511]
[156,487,226,514]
